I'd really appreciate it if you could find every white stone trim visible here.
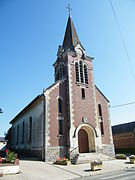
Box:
[75,123,97,138]
[67,62,75,150]
[72,123,97,154]
[44,91,50,146]
[91,73,102,148]
[44,79,67,147]
[107,103,114,144]
[56,96,63,101]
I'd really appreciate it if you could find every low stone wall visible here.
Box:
[46,146,68,162]
[0,165,19,175]
[0,159,19,176]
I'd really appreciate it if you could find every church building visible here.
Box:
[9,15,115,162]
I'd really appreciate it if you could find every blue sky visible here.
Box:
[0,0,135,136]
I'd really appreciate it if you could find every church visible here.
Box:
[9,15,115,162]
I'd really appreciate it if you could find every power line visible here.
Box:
[110,101,135,108]
[110,0,135,82]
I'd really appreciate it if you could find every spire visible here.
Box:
[62,15,80,51]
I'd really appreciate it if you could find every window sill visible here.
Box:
[57,134,63,137]
[75,82,89,87]
[81,97,85,100]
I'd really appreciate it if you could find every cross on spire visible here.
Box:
[66,3,72,16]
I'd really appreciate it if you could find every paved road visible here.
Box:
[74,168,135,180]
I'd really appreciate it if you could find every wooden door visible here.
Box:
[78,129,89,153]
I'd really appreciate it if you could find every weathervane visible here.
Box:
[66,3,72,16]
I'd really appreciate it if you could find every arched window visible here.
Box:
[16,125,19,145]
[98,104,104,135]
[79,61,84,83]
[75,61,88,84]
[98,104,102,117]
[12,128,15,145]
[59,120,63,135]
[75,62,79,82]
[29,117,32,142]
[55,64,66,81]
[84,65,88,84]
[22,121,25,144]
[58,98,62,113]
[59,66,62,79]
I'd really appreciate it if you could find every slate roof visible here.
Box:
[63,15,81,51]
[112,121,135,134]
[10,95,43,124]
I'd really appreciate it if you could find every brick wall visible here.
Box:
[68,53,97,129]
[113,132,135,149]
[95,87,111,145]
[48,80,68,147]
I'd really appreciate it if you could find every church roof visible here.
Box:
[0,137,6,142]
[10,95,43,124]
[63,15,80,51]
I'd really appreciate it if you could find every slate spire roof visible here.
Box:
[63,15,80,51]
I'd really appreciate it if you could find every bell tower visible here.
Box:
[53,15,102,156]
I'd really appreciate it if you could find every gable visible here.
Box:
[95,85,110,103]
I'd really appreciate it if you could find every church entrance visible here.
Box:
[78,129,89,153]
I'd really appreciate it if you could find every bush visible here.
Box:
[129,155,135,159]
[5,149,17,163]
[91,160,102,166]
[116,154,126,159]
[54,157,70,165]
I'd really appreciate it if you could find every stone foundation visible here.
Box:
[102,144,115,157]
[12,148,42,159]
[46,146,68,162]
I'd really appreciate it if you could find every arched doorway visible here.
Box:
[78,129,89,153]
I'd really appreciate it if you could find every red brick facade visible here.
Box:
[112,122,135,153]
[95,87,111,144]
[113,132,135,149]
[49,80,68,147]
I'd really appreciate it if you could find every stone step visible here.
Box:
[71,153,114,165]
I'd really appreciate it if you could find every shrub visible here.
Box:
[116,154,126,159]
[5,149,17,163]
[54,157,69,165]
[129,155,135,159]
[91,160,102,166]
